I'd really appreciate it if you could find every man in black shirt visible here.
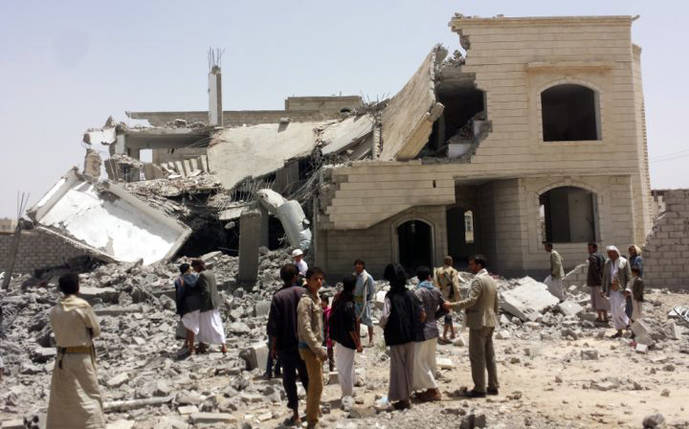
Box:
[267,264,309,426]
[330,275,363,399]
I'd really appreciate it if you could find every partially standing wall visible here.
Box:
[0,229,88,274]
[643,190,689,290]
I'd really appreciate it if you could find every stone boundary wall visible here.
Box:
[643,190,689,290]
[0,229,87,274]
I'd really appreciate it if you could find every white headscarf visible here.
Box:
[606,245,620,257]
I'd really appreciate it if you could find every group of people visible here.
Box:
[266,255,500,427]
[174,259,227,354]
[545,242,645,338]
[44,240,649,428]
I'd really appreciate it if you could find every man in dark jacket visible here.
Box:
[586,243,609,323]
[193,259,226,354]
[267,264,309,426]
[380,263,423,410]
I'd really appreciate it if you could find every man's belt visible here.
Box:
[57,345,92,354]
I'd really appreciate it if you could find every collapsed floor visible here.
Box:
[1,252,688,429]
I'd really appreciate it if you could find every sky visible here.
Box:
[0,0,687,218]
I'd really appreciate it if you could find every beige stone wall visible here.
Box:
[643,190,689,290]
[447,16,651,243]
[0,229,88,274]
[315,205,448,279]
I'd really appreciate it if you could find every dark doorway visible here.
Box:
[539,186,596,243]
[397,220,432,275]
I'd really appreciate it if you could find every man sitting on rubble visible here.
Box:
[46,272,105,428]
[193,259,227,354]
[267,264,309,426]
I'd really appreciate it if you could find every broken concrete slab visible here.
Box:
[379,45,446,161]
[632,320,655,346]
[557,301,584,317]
[27,168,191,265]
[320,114,375,155]
[103,395,173,412]
[189,413,237,425]
[500,277,559,321]
[79,286,119,304]
[106,373,130,388]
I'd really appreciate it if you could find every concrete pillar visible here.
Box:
[258,206,270,248]
[208,66,223,127]
[238,209,261,285]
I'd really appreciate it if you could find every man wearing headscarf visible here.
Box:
[586,243,609,323]
[601,246,632,338]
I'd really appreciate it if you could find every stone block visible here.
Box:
[500,277,559,321]
[632,320,654,346]
[239,343,268,371]
[106,373,130,388]
[1,420,24,429]
[557,301,584,317]
[31,347,57,363]
[254,300,271,317]
[189,413,236,425]
[177,405,199,415]
[437,357,453,369]
[106,420,135,429]
[79,286,119,304]
[328,371,339,385]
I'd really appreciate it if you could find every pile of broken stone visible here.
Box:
[1,255,687,428]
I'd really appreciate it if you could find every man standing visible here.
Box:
[543,242,565,301]
[601,246,632,338]
[586,243,608,323]
[433,256,461,342]
[444,255,499,398]
[193,260,226,354]
[297,268,327,429]
[292,249,308,277]
[267,264,309,426]
[412,266,444,402]
[353,259,375,346]
[47,273,105,428]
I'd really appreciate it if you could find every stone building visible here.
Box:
[315,15,653,278]
[75,14,654,282]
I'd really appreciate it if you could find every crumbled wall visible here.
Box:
[0,230,88,274]
[643,190,689,290]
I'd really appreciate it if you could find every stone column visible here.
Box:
[238,209,261,285]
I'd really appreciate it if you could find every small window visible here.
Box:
[464,210,474,244]
[541,84,599,142]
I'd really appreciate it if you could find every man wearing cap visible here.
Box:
[292,249,308,277]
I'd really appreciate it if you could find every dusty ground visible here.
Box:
[1,282,688,429]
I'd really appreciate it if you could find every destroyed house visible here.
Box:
[77,14,652,281]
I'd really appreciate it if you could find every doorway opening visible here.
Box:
[397,220,432,275]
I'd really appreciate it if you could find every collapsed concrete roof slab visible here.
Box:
[379,45,446,161]
[208,115,374,189]
[27,168,191,265]
[320,115,374,155]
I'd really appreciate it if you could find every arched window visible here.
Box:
[539,186,597,243]
[541,84,600,142]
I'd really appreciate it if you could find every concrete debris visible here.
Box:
[557,301,584,318]
[642,413,665,428]
[27,168,192,266]
[257,189,312,250]
[499,277,560,321]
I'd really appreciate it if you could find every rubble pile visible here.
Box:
[1,260,688,428]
